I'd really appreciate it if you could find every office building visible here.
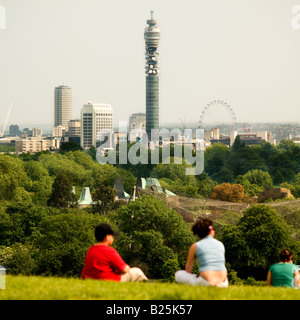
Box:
[53,125,63,138]
[31,128,42,137]
[129,113,146,131]
[9,125,21,136]
[67,119,81,138]
[128,112,146,143]
[80,102,113,149]
[64,119,81,145]
[15,137,50,154]
[144,11,160,137]
[54,85,72,130]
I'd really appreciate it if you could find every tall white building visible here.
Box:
[80,102,113,149]
[54,85,72,130]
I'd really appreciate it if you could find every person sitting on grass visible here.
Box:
[175,218,228,287]
[81,223,148,282]
[267,249,300,288]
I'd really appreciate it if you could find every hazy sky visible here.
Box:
[1,0,300,131]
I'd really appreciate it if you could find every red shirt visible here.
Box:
[81,245,127,282]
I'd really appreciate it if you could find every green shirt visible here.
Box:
[269,263,298,288]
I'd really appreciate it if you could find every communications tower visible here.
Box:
[144,11,160,138]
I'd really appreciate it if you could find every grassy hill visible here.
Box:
[1,275,300,300]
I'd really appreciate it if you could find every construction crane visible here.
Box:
[0,102,13,137]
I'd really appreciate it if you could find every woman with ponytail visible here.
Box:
[267,250,300,288]
[175,218,228,287]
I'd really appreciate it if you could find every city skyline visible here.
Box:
[1,0,300,131]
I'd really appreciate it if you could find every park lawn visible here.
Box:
[0,275,300,300]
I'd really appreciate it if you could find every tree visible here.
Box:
[92,185,116,214]
[86,145,97,160]
[36,212,113,277]
[47,172,77,208]
[222,204,300,279]
[231,135,245,152]
[0,202,49,246]
[198,178,217,198]
[204,144,230,176]
[210,183,245,203]
[39,153,89,187]
[236,169,273,196]
[211,167,234,183]
[59,141,83,154]
[90,164,117,190]
[116,168,136,194]
[153,157,197,185]
[116,195,195,278]
[23,160,53,205]
[0,154,28,201]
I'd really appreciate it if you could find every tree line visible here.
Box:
[0,138,300,281]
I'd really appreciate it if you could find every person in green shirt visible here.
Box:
[267,250,300,288]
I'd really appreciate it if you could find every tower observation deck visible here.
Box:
[144,11,160,138]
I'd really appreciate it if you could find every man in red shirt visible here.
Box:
[81,223,148,282]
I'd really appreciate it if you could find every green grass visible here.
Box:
[1,275,300,300]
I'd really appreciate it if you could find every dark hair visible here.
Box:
[279,250,293,263]
[192,218,214,239]
[95,223,115,242]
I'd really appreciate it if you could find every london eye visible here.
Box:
[199,100,237,131]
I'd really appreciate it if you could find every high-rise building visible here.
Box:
[80,102,113,149]
[9,124,21,136]
[31,127,42,137]
[65,119,81,145]
[54,85,72,130]
[128,112,146,143]
[53,125,63,138]
[67,119,81,138]
[129,113,146,131]
[144,11,160,138]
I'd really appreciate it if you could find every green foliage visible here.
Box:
[0,202,49,246]
[0,243,37,275]
[36,212,112,277]
[2,145,300,282]
[204,144,230,177]
[59,141,83,153]
[92,185,117,214]
[222,205,300,279]
[161,259,180,282]
[236,169,273,196]
[47,172,77,208]
[116,195,195,278]
[116,168,136,194]
[197,178,217,198]
[0,154,28,201]
[231,135,245,152]
[154,158,196,185]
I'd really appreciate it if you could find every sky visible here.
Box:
[1,0,300,132]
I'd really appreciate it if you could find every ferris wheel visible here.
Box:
[199,100,237,130]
